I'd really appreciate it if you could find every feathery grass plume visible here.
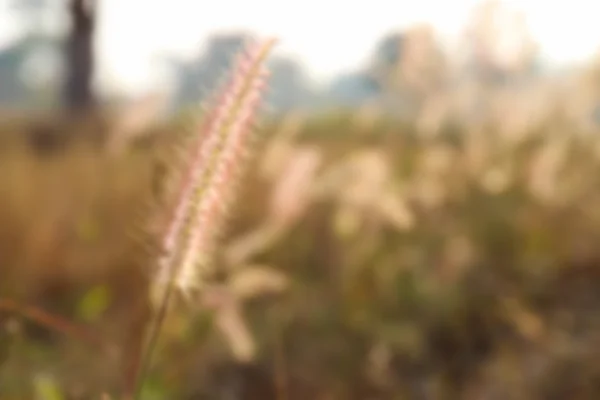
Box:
[131,38,276,399]
[153,37,276,301]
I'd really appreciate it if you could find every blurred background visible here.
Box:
[0,0,599,116]
[2,0,600,399]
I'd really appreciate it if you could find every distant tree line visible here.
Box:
[0,0,596,121]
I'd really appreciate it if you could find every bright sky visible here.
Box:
[2,0,600,95]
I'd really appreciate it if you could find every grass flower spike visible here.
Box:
[153,38,276,302]
[133,38,276,399]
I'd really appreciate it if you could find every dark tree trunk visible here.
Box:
[63,0,95,112]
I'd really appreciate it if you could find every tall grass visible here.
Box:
[2,37,600,399]
[130,38,276,398]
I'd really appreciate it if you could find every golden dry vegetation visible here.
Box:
[2,63,600,399]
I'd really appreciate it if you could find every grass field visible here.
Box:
[2,66,600,399]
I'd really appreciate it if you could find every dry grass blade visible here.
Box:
[0,298,114,354]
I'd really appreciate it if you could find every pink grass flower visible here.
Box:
[152,38,276,302]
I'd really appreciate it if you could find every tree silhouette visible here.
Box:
[368,26,448,115]
[265,56,317,113]
[166,33,250,110]
[63,0,96,112]
[1,1,61,108]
